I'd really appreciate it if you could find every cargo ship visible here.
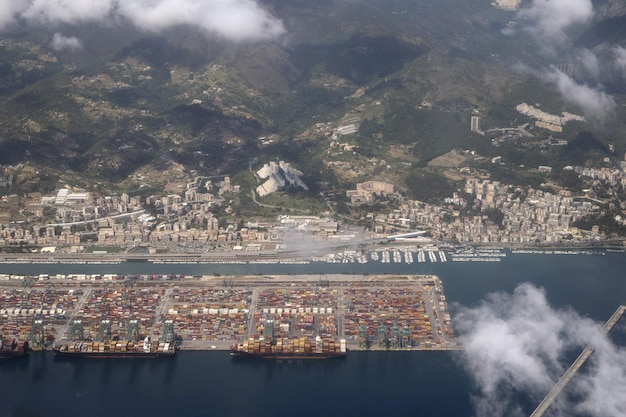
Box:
[231,336,346,359]
[54,336,175,358]
[0,338,29,359]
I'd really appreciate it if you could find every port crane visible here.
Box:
[28,319,45,350]
[390,323,401,349]
[263,318,275,342]
[377,323,388,349]
[126,319,140,343]
[160,319,176,344]
[21,277,35,289]
[68,319,84,341]
[96,320,112,342]
[358,324,369,349]
[401,325,412,348]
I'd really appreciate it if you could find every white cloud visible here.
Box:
[512,63,615,122]
[515,0,594,46]
[22,0,115,25]
[578,48,599,77]
[614,46,626,72]
[571,327,626,417]
[0,0,29,29]
[544,68,615,122]
[0,0,285,42]
[50,32,83,51]
[455,283,626,417]
[118,0,285,42]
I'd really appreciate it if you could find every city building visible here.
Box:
[470,116,481,133]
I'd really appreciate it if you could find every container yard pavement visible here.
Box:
[0,274,459,351]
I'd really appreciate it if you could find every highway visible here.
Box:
[529,305,625,417]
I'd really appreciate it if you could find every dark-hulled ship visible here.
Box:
[0,338,28,359]
[231,336,346,359]
[54,336,175,358]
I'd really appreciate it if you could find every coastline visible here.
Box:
[0,242,617,265]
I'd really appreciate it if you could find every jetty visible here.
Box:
[530,305,626,417]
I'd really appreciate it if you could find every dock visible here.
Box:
[0,274,459,352]
[529,305,626,417]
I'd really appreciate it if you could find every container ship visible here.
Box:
[0,338,29,359]
[231,336,346,359]
[54,336,175,358]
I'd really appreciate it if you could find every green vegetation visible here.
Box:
[483,208,505,229]
[374,103,481,166]
[573,213,626,237]
[486,165,544,189]
[405,169,456,202]
[553,169,584,193]
[0,2,624,223]
[258,191,326,213]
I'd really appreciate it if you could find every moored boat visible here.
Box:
[0,338,28,359]
[54,336,175,358]
[231,336,346,359]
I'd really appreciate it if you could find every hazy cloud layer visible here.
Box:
[50,32,83,51]
[513,63,615,121]
[0,0,285,42]
[0,0,27,28]
[456,284,626,417]
[515,0,594,45]
[22,0,115,24]
[544,68,615,121]
[505,0,619,123]
[614,46,626,72]
[578,48,600,77]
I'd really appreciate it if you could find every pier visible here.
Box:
[529,305,626,417]
[0,274,459,352]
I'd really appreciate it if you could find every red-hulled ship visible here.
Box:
[231,336,346,359]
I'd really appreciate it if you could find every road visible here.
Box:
[152,287,173,337]
[56,288,92,341]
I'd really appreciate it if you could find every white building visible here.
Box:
[41,188,90,206]
[256,161,308,197]
[470,116,481,133]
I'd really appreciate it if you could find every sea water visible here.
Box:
[1,251,625,417]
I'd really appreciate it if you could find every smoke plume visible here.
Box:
[455,283,626,417]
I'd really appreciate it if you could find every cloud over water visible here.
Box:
[455,284,626,417]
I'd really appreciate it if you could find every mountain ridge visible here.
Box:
[0,0,623,209]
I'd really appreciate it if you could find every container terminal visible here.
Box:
[0,274,458,355]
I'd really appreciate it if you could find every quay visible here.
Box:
[529,305,626,417]
[0,274,459,352]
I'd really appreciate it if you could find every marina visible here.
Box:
[0,247,610,267]
[323,247,464,264]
